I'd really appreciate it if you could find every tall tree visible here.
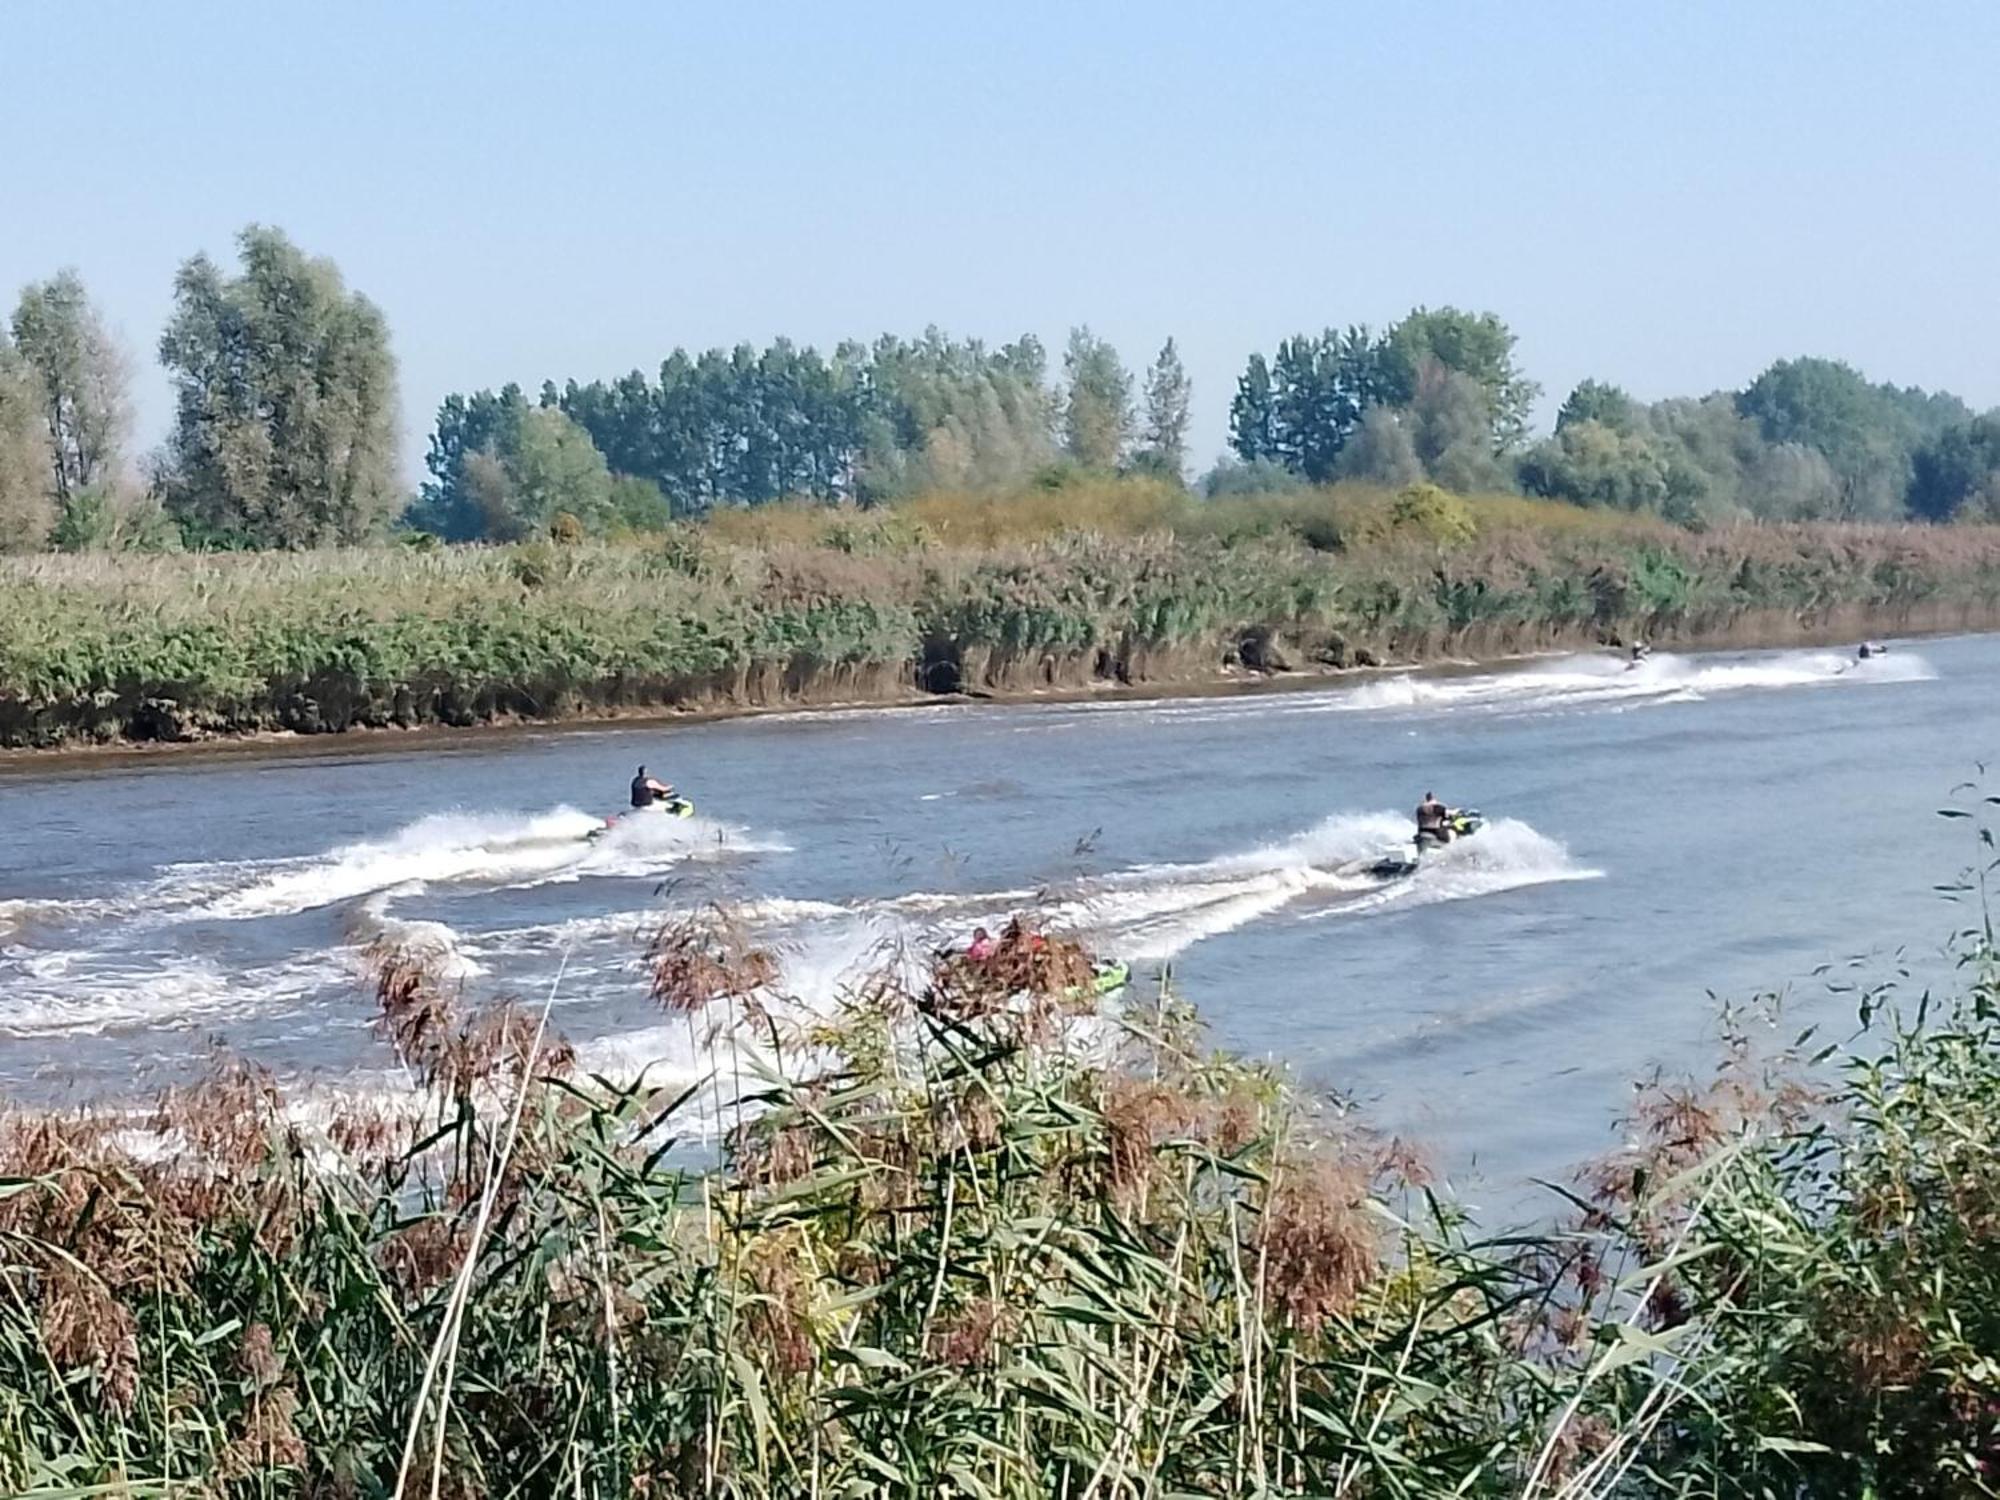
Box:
[504,406,613,535]
[1269,336,1324,479]
[10,269,129,511]
[1233,327,1385,480]
[0,332,52,550]
[159,226,400,548]
[1379,307,1539,452]
[1556,379,1636,434]
[1228,354,1277,465]
[1060,326,1132,470]
[1136,338,1191,476]
[411,385,530,540]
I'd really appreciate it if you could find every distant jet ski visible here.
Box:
[1355,808,1486,880]
[587,797,695,842]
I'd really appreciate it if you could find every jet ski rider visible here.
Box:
[1416,790,1453,846]
[631,764,676,808]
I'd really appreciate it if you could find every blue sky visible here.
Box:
[4,2,1996,481]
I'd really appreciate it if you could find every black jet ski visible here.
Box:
[587,797,695,842]
[1361,808,1485,879]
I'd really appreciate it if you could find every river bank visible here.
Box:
[0,602,1984,772]
[9,484,2000,752]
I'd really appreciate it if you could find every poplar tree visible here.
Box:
[1060,326,1133,470]
[1137,337,1191,476]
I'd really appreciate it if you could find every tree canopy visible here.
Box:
[158,226,399,548]
[8,230,2000,549]
[0,330,53,551]
[11,269,128,513]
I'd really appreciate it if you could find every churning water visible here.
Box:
[2,637,1990,1198]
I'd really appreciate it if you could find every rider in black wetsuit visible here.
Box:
[631,765,674,808]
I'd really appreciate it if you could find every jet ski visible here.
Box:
[1360,808,1485,880]
[1074,957,1131,998]
[587,797,695,842]
[932,947,1129,1000]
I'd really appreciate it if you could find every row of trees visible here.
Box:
[1222,310,1538,495]
[6,222,2000,551]
[1515,362,1982,524]
[1218,315,1993,525]
[0,226,400,552]
[412,329,1192,541]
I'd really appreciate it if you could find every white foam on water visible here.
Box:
[190,806,784,921]
[350,890,486,980]
[702,811,1589,977]
[1322,648,1935,720]
[464,896,852,965]
[193,808,604,919]
[1295,816,1601,922]
[0,949,345,1039]
[985,646,1940,734]
[0,897,109,943]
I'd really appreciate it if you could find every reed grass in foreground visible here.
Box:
[2,874,1999,1496]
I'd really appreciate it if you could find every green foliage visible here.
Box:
[1389,482,1476,543]
[409,397,626,543]
[1736,356,1968,520]
[1135,336,1191,477]
[1521,419,1674,511]
[384,311,2000,537]
[0,330,52,551]
[1229,310,1533,493]
[508,407,612,536]
[1557,377,1637,434]
[1909,413,2000,521]
[1378,305,1541,451]
[10,268,128,513]
[158,226,401,548]
[1060,325,1133,470]
[48,483,115,551]
[1202,455,1304,500]
[534,329,1058,516]
[607,473,674,534]
[1335,405,1424,486]
[8,479,2000,747]
[1227,351,1276,464]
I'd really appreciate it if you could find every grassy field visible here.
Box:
[8,478,2000,747]
[4,807,2000,1496]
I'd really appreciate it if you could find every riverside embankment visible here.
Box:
[9,484,2000,749]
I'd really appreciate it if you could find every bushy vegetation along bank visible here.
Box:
[7,480,2000,748]
[5,823,2000,1495]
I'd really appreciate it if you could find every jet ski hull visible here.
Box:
[1083,959,1130,997]
[1360,810,1485,880]
[588,798,695,841]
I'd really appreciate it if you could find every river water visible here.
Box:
[3,638,1994,1203]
